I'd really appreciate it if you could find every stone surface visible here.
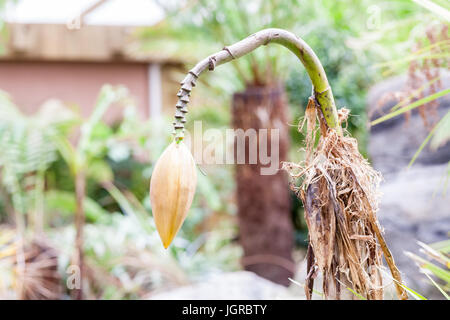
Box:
[148,271,299,300]
[377,164,450,299]
[367,70,450,174]
[367,72,450,299]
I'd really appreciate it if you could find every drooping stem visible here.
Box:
[172,28,341,141]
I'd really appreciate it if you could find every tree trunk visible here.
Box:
[232,83,294,286]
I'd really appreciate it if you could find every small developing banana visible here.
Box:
[150,141,197,248]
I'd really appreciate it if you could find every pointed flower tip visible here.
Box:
[158,230,175,249]
[155,230,171,249]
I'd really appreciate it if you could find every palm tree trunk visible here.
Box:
[232,83,294,286]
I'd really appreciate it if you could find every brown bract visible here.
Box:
[150,141,197,248]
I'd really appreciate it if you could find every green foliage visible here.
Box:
[0,84,240,299]
[141,0,307,88]
[406,239,450,299]
[287,0,448,155]
[54,85,129,176]
[44,190,111,225]
[0,93,77,223]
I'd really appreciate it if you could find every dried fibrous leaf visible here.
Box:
[150,141,197,248]
[303,97,318,162]
[303,181,335,281]
[283,103,407,300]
[304,242,317,300]
[16,239,61,300]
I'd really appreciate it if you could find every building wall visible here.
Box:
[0,61,150,123]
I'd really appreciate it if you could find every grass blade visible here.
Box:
[406,251,450,283]
[345,286,367,300]
[391,76,441,112]
[288,278,324,298]
[371,88,450,126]
[408,121,439,167]
[380,267,428,300]
[423,272,450,300]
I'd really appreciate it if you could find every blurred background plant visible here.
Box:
[406,238,450,299]
[0,83,241,299]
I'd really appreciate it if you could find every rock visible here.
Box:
[367,72,450,299]
[377,164,450,299]
[367,70,450,174]
[148,271,297,300]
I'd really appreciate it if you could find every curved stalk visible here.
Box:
[166,28,408,300]
[172,28,341,141]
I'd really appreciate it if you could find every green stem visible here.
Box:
[274,36,341,132]
[173,28,342,141]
